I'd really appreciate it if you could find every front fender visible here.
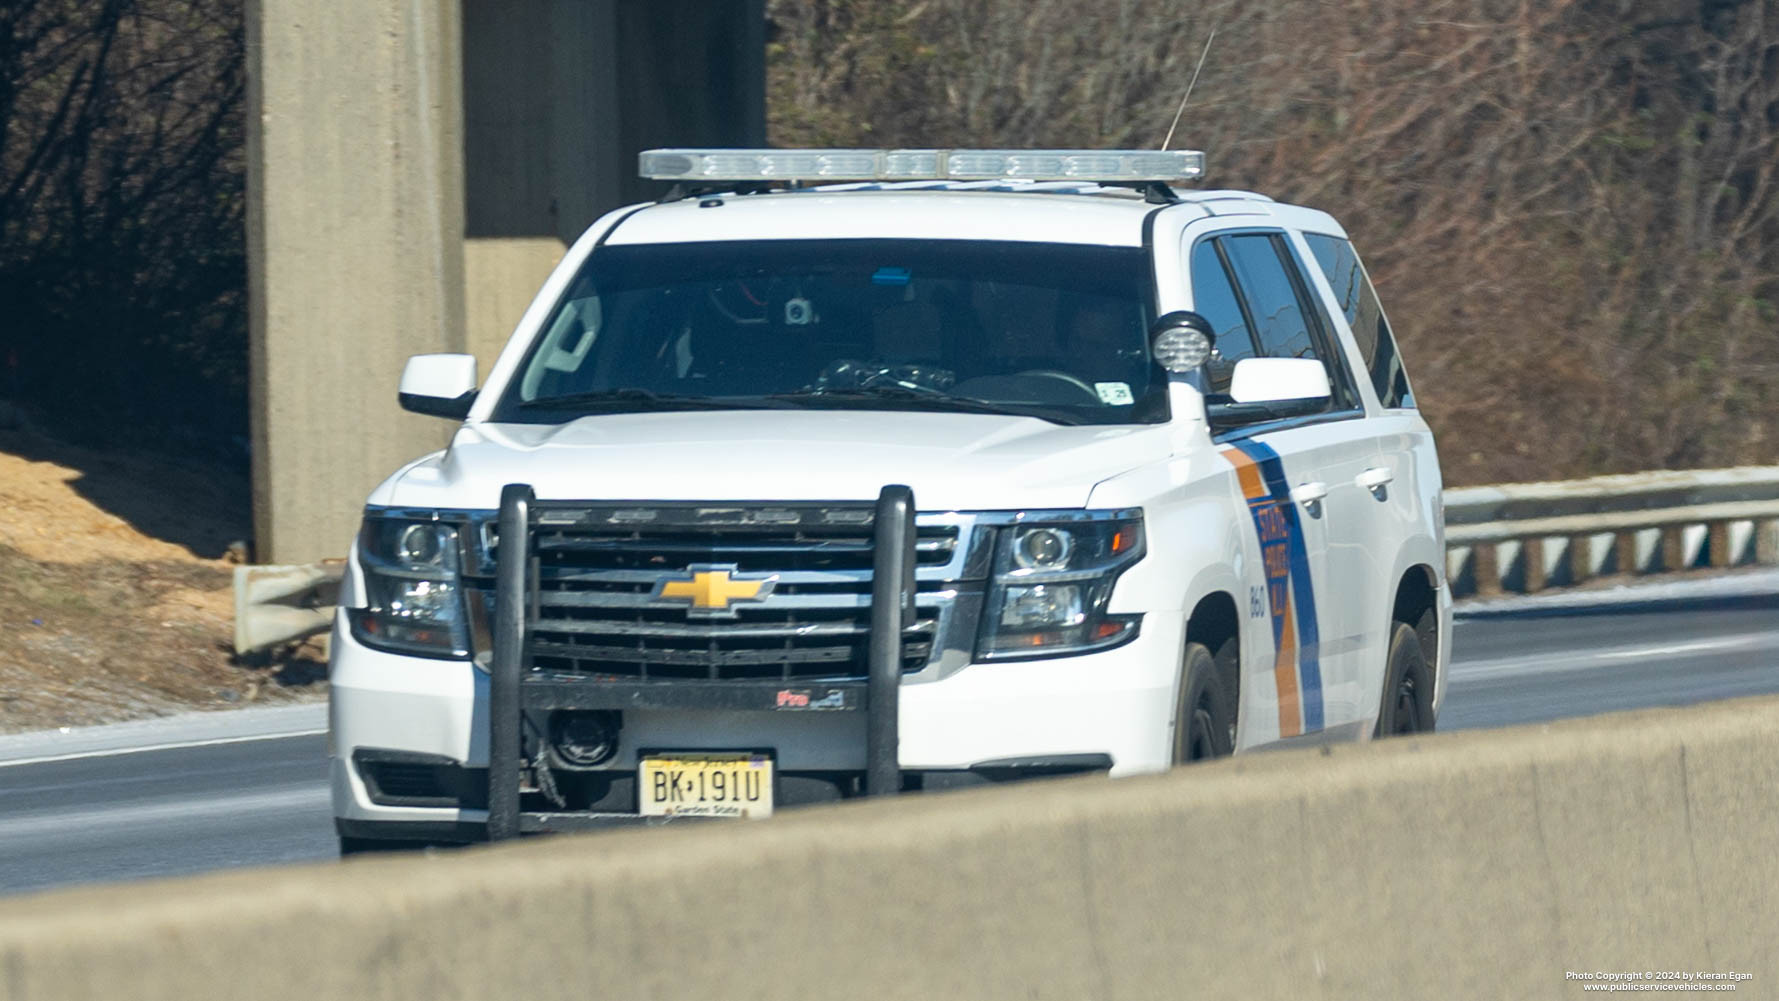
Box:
[1091,453,1256,747]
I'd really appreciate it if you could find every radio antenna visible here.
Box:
[1161,23,1218,151]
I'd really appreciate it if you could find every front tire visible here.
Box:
[1375,621,1435,737]
[1172,641,1235,763]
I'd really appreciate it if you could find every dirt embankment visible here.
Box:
[0,428,323,733]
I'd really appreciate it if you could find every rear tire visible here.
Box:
[1172,641,1235,763]
[1375,621,1435,737]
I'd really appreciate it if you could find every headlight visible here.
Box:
[347,517,470,658]
[977,514,1145,660]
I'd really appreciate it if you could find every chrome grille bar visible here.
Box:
[466,501,982,684]
[525,616,939,640]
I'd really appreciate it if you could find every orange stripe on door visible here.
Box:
[1273,583,1302,738]
[1220,447,1270,501]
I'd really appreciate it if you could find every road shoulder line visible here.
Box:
[1454,567,1779,618]
[0,702,327,767]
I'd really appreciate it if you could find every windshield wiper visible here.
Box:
[515,388,796,413]
[769,387,1088,426]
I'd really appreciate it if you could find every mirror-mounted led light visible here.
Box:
[638,148,1205,184]
[1150,311,1216,374]
[1154,328,1210,372]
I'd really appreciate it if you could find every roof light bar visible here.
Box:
[638,148,1205,184]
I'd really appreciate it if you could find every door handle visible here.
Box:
[1290,481,1328,505]
[1356,466,1394,491]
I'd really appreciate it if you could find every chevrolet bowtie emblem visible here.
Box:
[651,564,777,617]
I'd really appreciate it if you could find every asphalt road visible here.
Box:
[0,735,331,894]
[2,571,1776,896]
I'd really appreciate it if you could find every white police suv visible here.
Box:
[330,148,1448,851]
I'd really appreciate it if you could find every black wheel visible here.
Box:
[1375,621,1435,737]
[1172,640,1235,763]
[339,835,438,856]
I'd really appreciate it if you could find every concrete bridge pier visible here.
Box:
[247,0,764,563]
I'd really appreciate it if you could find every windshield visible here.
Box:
[489,239,1163,426]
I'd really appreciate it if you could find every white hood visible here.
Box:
[376,410,1170,512]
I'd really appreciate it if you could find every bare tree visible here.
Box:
[0,0,244,455]
[767,0,1779,484]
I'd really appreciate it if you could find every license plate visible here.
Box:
[639,753,774,819]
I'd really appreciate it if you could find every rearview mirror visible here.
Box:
[399,354,478,420]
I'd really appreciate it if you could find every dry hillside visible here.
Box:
[0,425,323,732]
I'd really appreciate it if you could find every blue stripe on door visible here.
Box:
[1231,439,1325,733]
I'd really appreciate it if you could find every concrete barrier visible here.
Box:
[4,696,1777,1000]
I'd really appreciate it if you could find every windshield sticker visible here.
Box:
[1095,382,1133,405]
[871,266,912,286]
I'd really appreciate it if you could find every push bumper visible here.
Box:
[330,616,1182,838]
[332,484,1181,842]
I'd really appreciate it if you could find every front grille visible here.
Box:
[527,517,958,574]
[513,588,942,681]
[469,503,967,683]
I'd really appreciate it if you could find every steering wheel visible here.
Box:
[1013,369,1101,404]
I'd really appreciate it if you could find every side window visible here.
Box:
[1220,233,1361,413]
[1304,233,1414,410]
[1187,240,1257,394]
[1221,234,1316,360]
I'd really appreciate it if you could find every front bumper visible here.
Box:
[329,614,1183,835]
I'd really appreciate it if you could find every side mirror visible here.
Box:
[1227,357,1331,405]
[1206,357,1332,432]
[1148,311,1215,375]
[399,354,478,420]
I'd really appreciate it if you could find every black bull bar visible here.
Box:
[484,483,918,841]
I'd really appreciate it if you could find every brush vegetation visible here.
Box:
[0,1,1774,486]
[766,0,1779,484]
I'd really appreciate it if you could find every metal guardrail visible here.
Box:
[1443,466,1779,597]
[231,466,1779,653]
[232,560,342,654]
